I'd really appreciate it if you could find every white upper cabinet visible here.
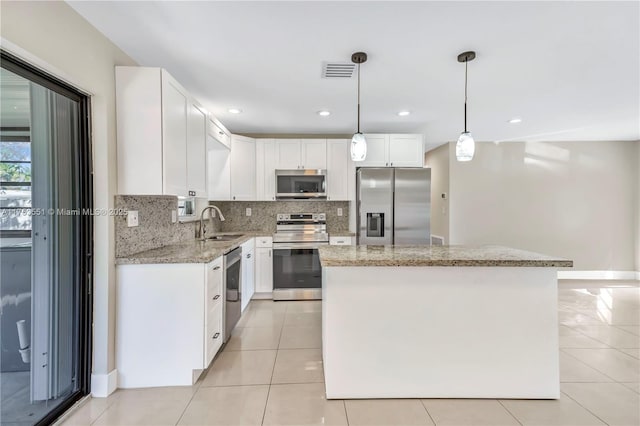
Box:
[116,67,210,197]
[358,134,423,167]
[230,135,256,200]
[275,139,301,169]
[301,139,327,169]
[256,139,277,201]
[388,134,424,167]
[187,103,207,197]
[326,139,350,200]
[207,137,231,201]
[207,118,230,149]
[358,134,388,167]
[161,72,189,197]
[275,139,326,170]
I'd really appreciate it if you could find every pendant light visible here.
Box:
[456,51,476,162]
[351,52,368,161]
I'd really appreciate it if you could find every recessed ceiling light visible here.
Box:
[397,111,411,116]
[317,110,331,116]
[228,108,242,114]
[509,117,522,124]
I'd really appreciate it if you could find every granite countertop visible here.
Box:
[116,232,271,265]
[318,245,573,267]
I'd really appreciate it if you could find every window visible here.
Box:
[0,137,32,234]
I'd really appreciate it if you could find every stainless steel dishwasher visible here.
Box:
[224,247,242,342]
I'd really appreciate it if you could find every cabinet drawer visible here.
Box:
[329,236,352,246]
[205,302,223,366]
[255,236,273,248]
[207,257,223,296]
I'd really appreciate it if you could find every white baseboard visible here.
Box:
[558,270,640,280]
[251,292,273,300]
[91,369,118,397]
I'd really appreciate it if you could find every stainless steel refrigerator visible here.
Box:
[357,168,431,245]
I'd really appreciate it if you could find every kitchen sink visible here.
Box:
[206,234,243,241]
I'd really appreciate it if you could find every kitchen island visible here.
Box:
[318,245,572,400]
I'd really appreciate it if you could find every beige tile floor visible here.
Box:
[61,281,640,426]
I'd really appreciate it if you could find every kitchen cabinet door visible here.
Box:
[263,139,277,200]
[241,239,255,312]
[358,134,388,167]
[388,134,424,167]
[326,139,349,200]
[301,139,327,169]
[275,139,302,169]
[230,135,256,200]
[207,138,231,200]
[255,247,273,293]
[187,102,207,197]
[161,71,189,196]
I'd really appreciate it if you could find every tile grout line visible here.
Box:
[342,399,350,426]
[559,389,611,425]
[261,310,286,425]
[559,348,629,383]
[418,399,437,425]
[496,399,524,426]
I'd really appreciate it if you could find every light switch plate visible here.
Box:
[337,208,343,216]
[127,210,139,227]
[246,208,252,216]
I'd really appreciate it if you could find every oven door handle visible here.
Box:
[272,243,328,250]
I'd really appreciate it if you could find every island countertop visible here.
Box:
[318,244,573,267]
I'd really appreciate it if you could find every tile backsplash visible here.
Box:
[208,200,350,233]
[115,196,351,257]
[114,195,196,257]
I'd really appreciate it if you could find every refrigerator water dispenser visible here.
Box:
[366,213,384,237]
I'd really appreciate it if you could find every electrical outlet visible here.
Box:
[171,210,177,223]
[337,208,343,217]
[127,210,139,227]
[246,208,252,216]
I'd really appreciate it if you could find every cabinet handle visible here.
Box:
[233,196,236,200]
[218,131,224,135]
[213,332,220,339]
[213,294,220,300]
[247,253,251,259]
[213,266,221,271]
[337,240,345,244]
[391,162,393,166]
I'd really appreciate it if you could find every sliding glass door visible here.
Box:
[0,51,92,425]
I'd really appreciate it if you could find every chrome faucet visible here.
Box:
[198,205,225,241]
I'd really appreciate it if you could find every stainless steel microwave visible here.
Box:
[275,169,327,199]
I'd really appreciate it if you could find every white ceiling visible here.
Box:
[67,1,639,147]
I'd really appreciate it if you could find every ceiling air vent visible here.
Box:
[321,62,355,78]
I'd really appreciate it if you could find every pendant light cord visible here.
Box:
[464,58,468,133]
[357,63,361,133]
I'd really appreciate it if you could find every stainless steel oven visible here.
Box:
[272,213,328,300]
[275,169,326,199]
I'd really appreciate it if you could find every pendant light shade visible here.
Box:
[456,51,476,162]
[456,131,475,162]
[351,132,367,161]
[351,52,368,162]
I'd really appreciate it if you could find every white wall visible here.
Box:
[449,141,639,272]
[1,1,137,395]
[424,144,450,243]
[636,141,640,272]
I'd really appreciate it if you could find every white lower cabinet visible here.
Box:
[255,237,273,295]
[116,256,224,388]
[330,236,353,246]
[241,239,255,312]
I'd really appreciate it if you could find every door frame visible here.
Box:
[1,49,93,425]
